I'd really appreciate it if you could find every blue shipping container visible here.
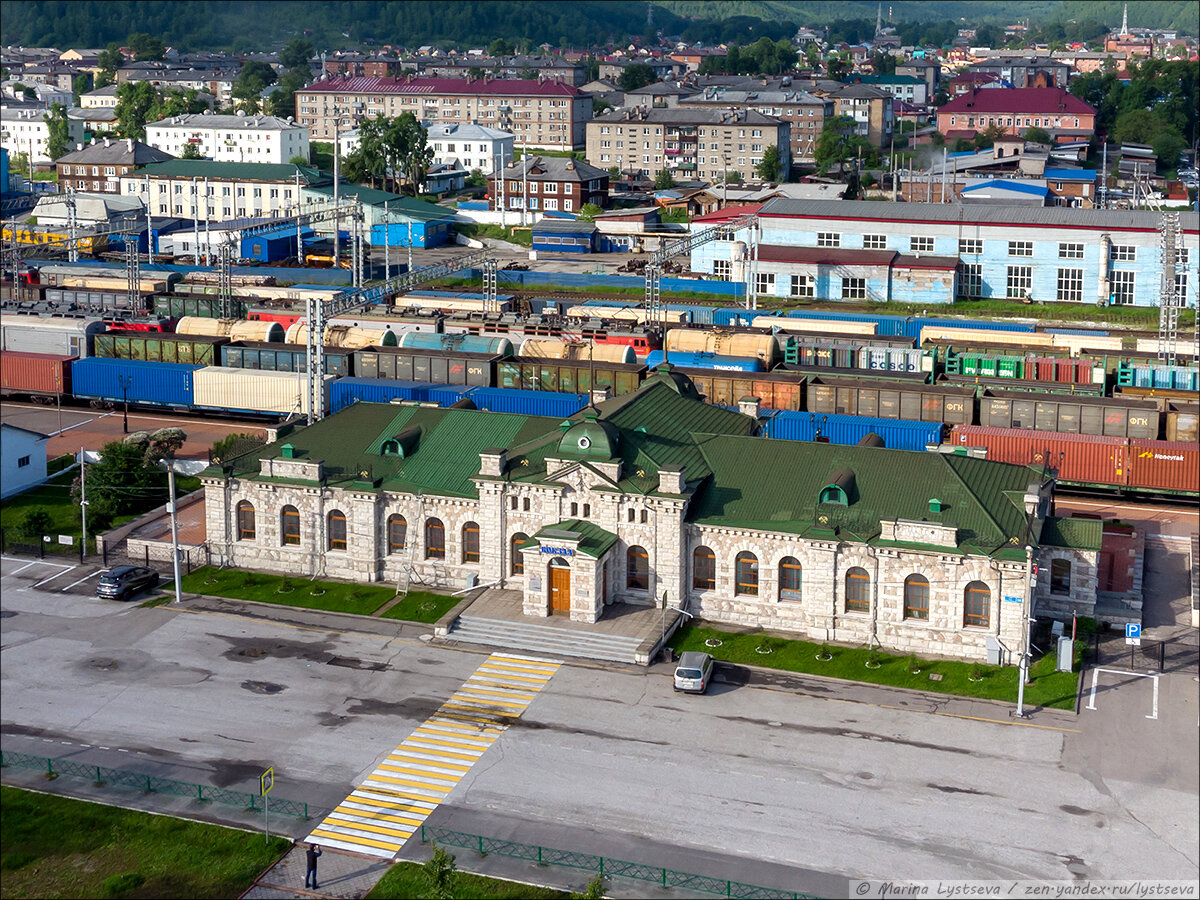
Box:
[70,358,200,407]
[462,387,588,418]
[763,410,944,451]
[645,351,764,371]
[328,378,442,413]
[425,386,472,407]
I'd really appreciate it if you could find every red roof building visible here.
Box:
[937,88,1096,143]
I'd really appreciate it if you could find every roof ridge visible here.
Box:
[938,454,1009,545]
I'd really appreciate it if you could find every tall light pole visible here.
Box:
[162,457,183,605]
[1016,544,1033,718]
[333,119,341,267]
[118,375,131,433]
[660,592,693,662]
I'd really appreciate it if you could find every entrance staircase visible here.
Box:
[445,615,649,665]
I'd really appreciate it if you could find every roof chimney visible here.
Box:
[126,138,133,151]
[104,137,111,147]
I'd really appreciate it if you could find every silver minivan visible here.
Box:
[673,651,715,694]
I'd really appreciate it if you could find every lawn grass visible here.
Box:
[380,590,462,623]
[181,566,397,615]
[0,785,289,900]
[366,859,572,900]
[669,623,1083,711]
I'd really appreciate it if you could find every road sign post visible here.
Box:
[1125,623,1141,646]
[260,766,274,844]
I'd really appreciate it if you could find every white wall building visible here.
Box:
[145,113,310,165]
[79,84,120,109]
[426,122,514,175]
[1,107,86,165]
[0,424,49,501]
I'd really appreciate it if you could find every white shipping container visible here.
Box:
[192,366,332,415]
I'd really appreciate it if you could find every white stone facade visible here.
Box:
[146,114,310,164]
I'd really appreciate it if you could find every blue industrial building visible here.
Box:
[690,200,1198,308]
[531,219,596,254]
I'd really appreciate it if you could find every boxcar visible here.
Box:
[1,314,105,357]
[673,367,805,411]
[155,294,252,321]
[94,330,228,366]
[978,390,1159,440]
[1165,404,1199,443]
[354,347,498,387]
[497,358,646,396]
[222,340,352,377]
[808,376,974,425]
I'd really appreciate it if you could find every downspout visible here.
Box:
[1098,233,1111,305]
[869,544,880,650]
[223,472,233,566]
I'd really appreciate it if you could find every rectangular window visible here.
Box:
[281,509,300,546]
[462,523,480,563]
[842,277,867,300]
[1006,265,1032,299]
[960,263,983,298]
[910,236,934,253]
[17,455,30,468]
[754,272,774,294]
[817,232,840,247]
[959,238,982,255]
[790,274,814,298]
[1059,242,1084,259]
[1008,241,1033,257]
[1109,244,1136,262]
[713,259,732,278]
[1056,268,1084,303]
[692,551,715,591]
[1110,270,1135,305]
[862,234,887,249]
[1050,559,1071,595]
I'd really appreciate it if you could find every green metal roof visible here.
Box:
[136,160,326,183]
[1040,516,1103,552]
[307,184,456,220]
[533,519,619,558]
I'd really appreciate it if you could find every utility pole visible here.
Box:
[295,170,305,265]
[1016,544,1033,718]
[333,120,341,267]
[145,173,152,265]
[521,138,529,227]
[79,445,87,560]
[166,460,183,604]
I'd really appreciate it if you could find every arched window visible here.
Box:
[327,509,347,551]
[462,522,480,563]
[779,557,802,601]
[692,546,715,591]
[1050,559,1071,595]
[236,501,255,541]
[626,545,649,590]
[280,505,300,546]
[964,581,991,628]
[845,567,870,612]
[425,518,445,559]
[511,533,528,575]
[387,514,407,554]
[904,574,930,620]
[735,551,759,596]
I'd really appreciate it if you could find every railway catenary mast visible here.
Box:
[1157,212,1184,365]
[643,212,760,325]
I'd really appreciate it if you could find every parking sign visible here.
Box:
[1125,623,1141,646]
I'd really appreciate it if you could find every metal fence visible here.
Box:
[0,750,309,820]
[0,526,83,561]
[418,824,814,900]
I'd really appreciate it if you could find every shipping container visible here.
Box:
[1117,360,1200,393]
[461,387,588,418]
[674,367,805,412]
[979,391,1159,439]
[154,293,252,321]
[326,310,443,335]
[399,331,515,357]
[763,410,944,451]
[221,341,352,377]
[1126,439,1200,494]
[947,426,1126,487]
[425,386,473,407]
[1,314,105,357]
[784,340,932,374]
[808,377,974,425]
[71,357,200,407]
[192,366,332,417]
[497,358,645,396]
[354,347,498,386]
[1166,404,1199,443]
[95,330,228,366]
[644,351,764,372]
[329,378,441,413]
[750,316,878,336]
[0,351,74,398]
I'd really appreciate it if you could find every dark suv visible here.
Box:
[97,565,160,601]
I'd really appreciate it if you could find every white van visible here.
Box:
[673,651,715,694]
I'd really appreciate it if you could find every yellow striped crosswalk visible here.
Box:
[304,652,560,858]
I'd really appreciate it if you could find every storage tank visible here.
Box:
[730,241,747,283]
[284,321,398,348]
[517,339,634,365]
[645,350,764,372]
[398,331,514,357]
[176,316,284,343]
[664,329,778,364]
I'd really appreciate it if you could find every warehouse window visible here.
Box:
[236,501,256,541]
[425,518,445,559]
[910,236,934,254]
[462,522,480,563]
[280,506,300,546]
[754,272,775,294]
[1008,241,1033,257]
[960,264,983,298]
[842,278,866,300]
[1006,265,1032,299]
[627,545,649,591]
[1110,270,1135,306]
[327,510,347,551]
[959,238,982,255]
[1051,559,1071,595]
[845,567,870,612]
[511,533,528,575]
[904,574,930,620]
[863,233,887,250]
[387,514,407,553]
[779,557,802,601]
[713,259,732,278]
[1058,242,1084,259]
[1110,244,1135,261]
[735,552,759,596]
[692,546,715,591]
[1056,268,1084,303]
[817,232,840,247]
[790,274,815,298]
[964,581,991,628]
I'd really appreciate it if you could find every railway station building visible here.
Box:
[202,369,1097,663]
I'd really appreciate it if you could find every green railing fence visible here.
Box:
[1,750,309,820]
[418,824,815,900]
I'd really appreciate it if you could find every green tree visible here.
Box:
[972,123,1007,150]
[814,115,867,175]
[488,38,515,57]
[181,141,204,159]
[1023,125,1052,144]
[96,43,124,87]
[233,60,278,113]
[422,844,457,900]
[72,72,93,105]
[577,202,603,221]
[279,38,315,72]
[618,62,655,92]
[394,112,434,197]
[289,154,309,166]
[19,508,54,541]
[45,103,70,160]
[654,168,676,189]
[592,96,612,114]
[826,53,852,81]
[115,81,158,141]
[69,437,172,530]
[21,86,37,102]
[584,54,600,82]
[127,32,165,61]
[804,43,821,72]
[754,144,783,181]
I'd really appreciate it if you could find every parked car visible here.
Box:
[673,651,715,694]
[96,565,160,601]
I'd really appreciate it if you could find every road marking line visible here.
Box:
[8,562,38,574]
[33,566,77,588]
[1149,675,1159,720]
[1087,667,1099,710]
[1085,667,1160,721]
[62,571,102,591]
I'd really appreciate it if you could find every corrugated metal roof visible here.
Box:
[137,160,325,184]
[941,87,1093,115]
[759,245,897,267]
[301,76,582,97]
[532,519,618,558]
[1040,515,1103,551]
[961,180,1050,197]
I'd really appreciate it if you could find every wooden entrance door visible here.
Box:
[549,561,571,614]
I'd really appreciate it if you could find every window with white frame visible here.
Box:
[1008,241,1033,257]
[1110,244,1135,261]
[863,234,887,249]
[817,232,840,247]
[958,238,982,255]
[791,274,814,298]
[713,259,732,278]
[1058,242,1084,259]
[910,236,934,253]
[1110,270,1135,305]
[1056,268,1084,303]
[842,277,867,300]
[754,272,775,294]
[1006,265,1032,299]
[960,263,982,298]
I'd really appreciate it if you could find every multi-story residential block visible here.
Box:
[587,107,790,181]
[116,61,239,104]
[145,113,310,164]
[295,76,592,150]
[598,58,685,82]
[894,59,940,96]
[56,137,174,193]
[485,155,608,213]
[677,86,831,165]
[410,55,585,86]
[1,107,86,165]
[120,160,326,221]
[830,83,894,148]
[843,74,928,106]
[938,88,1097,143]
[79,84,120,109]
[426,122,514,174]
[967,57,1070,89]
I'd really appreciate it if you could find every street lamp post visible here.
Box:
[161,457,183,604]
[660,592,693,662]
[118,375,131,433]
[1016,544,1034,718]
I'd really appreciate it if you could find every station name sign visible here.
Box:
[540,546,575,556]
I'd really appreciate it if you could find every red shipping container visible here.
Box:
[1036,358,1056,382]
[949,425,1128,488]
[1126,439,1200,494]
[0,351,74,396]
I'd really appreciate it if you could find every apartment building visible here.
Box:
[485,155,609,213]
[426,122,514,174]
[830,83,894,148]
[967,58,1070,90]
[410,55,585,86]
[843,74,928,106]
[1,107,86,165]
[145,113,310,164]
[119,160,326,220]
[938,88,1097,143]
[56,138,174,193]
[587,107,790,182]
[79,84,120,109]
[295,76,592,150]
[677,86,831,166]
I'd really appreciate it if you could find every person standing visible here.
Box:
[305,842,322,890]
